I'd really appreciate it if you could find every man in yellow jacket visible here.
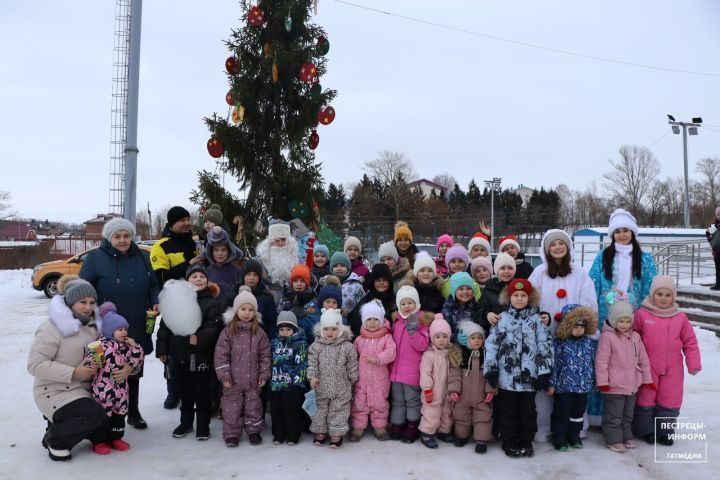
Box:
[150,206,201,287]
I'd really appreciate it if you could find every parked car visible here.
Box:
[414,243,438,258]
[31,244,152,298]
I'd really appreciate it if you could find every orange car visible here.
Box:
[31,244,152,298]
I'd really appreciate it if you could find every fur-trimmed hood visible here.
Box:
[499,284,540,307]
[556,306,598,339]
[448,343,463,368]
[391,310,434,326]
[312,322,353,343]
[48,294,100,338]
[222,307,263,326]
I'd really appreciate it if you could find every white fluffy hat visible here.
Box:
[607,208,639,237]
[320,308,343,331]
[268,222,291,240]
[396,285,420,315]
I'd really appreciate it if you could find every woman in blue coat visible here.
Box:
[80,218,159,430]
[586,208,656,425]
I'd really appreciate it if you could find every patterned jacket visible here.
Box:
[550,336,596,393]
[441,295,484,339]
[270,329,308,391]
[86,336,144,416]
[484,306,553,392]
[307,325,358,401]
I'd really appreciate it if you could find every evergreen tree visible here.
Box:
[202,0,337,237]
[467,179,482,206]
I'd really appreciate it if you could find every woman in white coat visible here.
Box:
[528,229,598,443]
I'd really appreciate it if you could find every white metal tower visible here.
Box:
[109,0,142,226]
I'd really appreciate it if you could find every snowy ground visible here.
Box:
[0,270,716,479]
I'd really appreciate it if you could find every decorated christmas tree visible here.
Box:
[203,0,337,239]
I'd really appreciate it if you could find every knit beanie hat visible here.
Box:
[185,263,208,281]
[468,233,491,254]
[268,221,291,240]
[649,275,676,298]
[493,252,517,274]
[394,221,413,242]
[429,313,451,337]
[608,301,634,328]
[396,285,420,314]
[313,243,330,260]
[290,264,311,286]
[277,311,299,332]
[458,320,484,339]
[360,300,385,327]
[449,272,475,298]
[508,278,533,297]
[343,236,362,253]
[498,235,521,253]
[205,225,230,247]
[445,245,469,270]
[608,208,639,237]
[202,207,223,226]
[368,263,393,286]
[167,206,191,226]
[377,241,399,262]
[330,251,351,271]
[320,308,343,334]
[436,234,454,251]
[232,286,258,315]
[471,256,493,276]
[99,302,129,338]
[318,281,343,308]
[542,229,570,255]
[413,251,437,277]
[102,217,135,242]
[64,278,97,307]
[242,259,264,279]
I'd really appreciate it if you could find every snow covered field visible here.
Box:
[0,269,716,479]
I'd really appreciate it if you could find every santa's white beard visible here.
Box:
[256,237,299,285]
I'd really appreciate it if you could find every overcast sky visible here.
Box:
[1,0,719,223]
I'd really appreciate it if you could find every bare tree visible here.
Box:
[432,172,459,193]
[695,156,720,209]
[0,190,16,220]
[603,145,661,217]
[363,150,417,221]
[153,205,172,236]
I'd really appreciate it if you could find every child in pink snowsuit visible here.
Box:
[389,285,433,443]
[86,302,144,453]
[350,300,397,442]
[418,314,457,449]
[214,287,271,447]
[633,275,702,446]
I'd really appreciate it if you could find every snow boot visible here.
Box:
[402,421,419,444]
[420,434,438,449]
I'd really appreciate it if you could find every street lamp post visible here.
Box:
[484,177,502,246]
[667,115,702,228]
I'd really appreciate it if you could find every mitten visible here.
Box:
[597,385,611,393]
[643,383,657,391]
[709,224,718,235]
[484,392,494,403]
[485,372,498,389]
[423,389,433,403]
[534,374,551,391]
[406,321,418,336]
[456,330,469,347]
[449,391,460,402]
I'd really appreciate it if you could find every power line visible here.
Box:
[647,131,671,148]
[332,0,720,78]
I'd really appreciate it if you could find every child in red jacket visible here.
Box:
[633,276,701,446]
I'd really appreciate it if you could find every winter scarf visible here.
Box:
[615,243,633,293]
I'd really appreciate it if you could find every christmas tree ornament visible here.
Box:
[317,105,335,125]
[309,130,319,150]
[288,198,309,219]
[298,62,317,82]
[310,82,322,98]
[231,104,245,124]
[248,6,265,26]
[316,35,330,56]
[225,56,238,74]
[263,42,273,58]
[207,138,225,158]
[272,60,279,83]
[225,89,235,106]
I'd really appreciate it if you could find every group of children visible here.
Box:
[76,221,702,459]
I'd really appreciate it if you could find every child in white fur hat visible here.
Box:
[308,308,359,448]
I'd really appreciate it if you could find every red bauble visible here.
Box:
[309,130,319,150]
[554,313,563,322]
[298,63,317,82]
[317,105,336,125]
[207,138,224,158]
[225,90,235,106]
[225,56,238,74]
[556,288,567,299]
[248,6,265,27]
